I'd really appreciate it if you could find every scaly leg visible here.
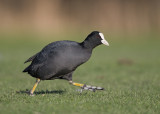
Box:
[69,81,104,92]
[30,78,41,96]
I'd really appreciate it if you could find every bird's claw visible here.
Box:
[29,93,35,96]
[29,91,35,96]
[81,84,104,92]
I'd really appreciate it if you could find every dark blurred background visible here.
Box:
[0,0,160,39]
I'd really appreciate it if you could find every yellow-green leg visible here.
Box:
[69,81,84,87]
[30,78,41,96]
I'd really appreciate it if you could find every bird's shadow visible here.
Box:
[17,89,66,95]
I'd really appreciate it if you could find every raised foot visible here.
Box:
[82,84,104,92]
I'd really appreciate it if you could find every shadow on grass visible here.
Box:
[17,89,66,95]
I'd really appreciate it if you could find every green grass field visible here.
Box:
[0,34,160,114]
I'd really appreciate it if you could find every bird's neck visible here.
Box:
[81,38,101,49]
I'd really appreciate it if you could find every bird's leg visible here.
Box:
[69,81,104,92]
[69,81,84,87]
[30,78,41,96]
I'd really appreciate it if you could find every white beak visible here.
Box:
[99,33,109,46]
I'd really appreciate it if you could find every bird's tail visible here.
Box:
[23,66,30,72]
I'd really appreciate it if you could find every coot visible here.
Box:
[23,31,109,95]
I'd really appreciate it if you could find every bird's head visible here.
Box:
[84,31,109,48]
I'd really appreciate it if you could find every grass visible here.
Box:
[0,34,160,114]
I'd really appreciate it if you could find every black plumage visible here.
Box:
[23,31,109,95]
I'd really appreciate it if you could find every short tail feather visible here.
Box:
[23,53,39,72]
[23,66,30,72]
[24,52,39,63]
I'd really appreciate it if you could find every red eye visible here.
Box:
[97,35,101,38]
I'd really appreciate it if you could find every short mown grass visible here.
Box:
[0,34,160,114]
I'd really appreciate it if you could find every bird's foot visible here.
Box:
[81,84,104,92]
[29,90,35,96]
[29,93,35,96]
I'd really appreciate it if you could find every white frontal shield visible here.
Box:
[99,33,109,46]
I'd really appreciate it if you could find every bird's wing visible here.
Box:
[24,52,39,63]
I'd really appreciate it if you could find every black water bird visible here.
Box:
[23,31,109,95]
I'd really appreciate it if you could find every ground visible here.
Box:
[0,34,160,114]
